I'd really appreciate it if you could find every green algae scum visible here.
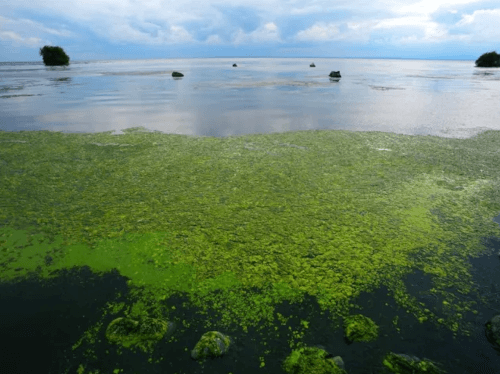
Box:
[2,126,500,373]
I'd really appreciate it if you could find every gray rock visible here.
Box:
[329,71,341,78]
[191,331,232,360]
[485,314,500,350]
[172,71,184,77]
[310,63,315,67]
[314,345,345,370]
[233,63,237,67]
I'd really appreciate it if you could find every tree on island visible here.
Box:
[475,51,500,68]
[39,45,70,66]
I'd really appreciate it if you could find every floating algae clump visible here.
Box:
[191,331,232,361]
[283,346,347,374]
[105,316,174,351]
[343,314,379,343]
[382,352,447,374]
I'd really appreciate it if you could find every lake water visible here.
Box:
[1,57,499,138]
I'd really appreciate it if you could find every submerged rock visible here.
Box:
[343,314,379,344]
[172,71,184,77]
[191,331,232,360]
[485,314,500,351]
[382,352,447,374]
[310,63,316,67]
[329,71,341,78]
[283,346,347,374]
[105,316,174,349]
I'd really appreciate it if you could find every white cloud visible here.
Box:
[0,14,75,47]
[393,0,483,17]
[295,23,340,41]
[289,6,323,15]
[106,22,194,44]
[455,9,500,41]
[232,22,281,44]
[0,30,42,46]
[205,34,222,44]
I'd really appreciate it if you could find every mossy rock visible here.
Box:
[485,314,500,351]
[283,346,347,374]
[172,71,184,77]
[191,331,232,360]
[382,352,447,374]
[343,314,379,343]
[105,317,173,349]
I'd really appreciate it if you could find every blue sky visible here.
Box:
[1,0,499,62]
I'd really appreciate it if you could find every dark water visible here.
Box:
[1,236,500,373]
[1,58,499,139]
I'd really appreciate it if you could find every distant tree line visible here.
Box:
[39,46,70,66]
[475,51,500,68]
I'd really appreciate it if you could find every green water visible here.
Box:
[2,126,500,373]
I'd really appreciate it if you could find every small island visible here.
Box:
[475,51,500,68]
[39,46,70,66]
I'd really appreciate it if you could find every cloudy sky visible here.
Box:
[1,0,499,62]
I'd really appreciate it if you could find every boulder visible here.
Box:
[233,63,238,67]
[485,314,500,351]
[329,71,341,78]
[310,63,316,67]
[191,331,232,361]
[105,316,175,351]
[382,352,447,374]
[343,314,379,344]
[172,71,184,77]
[282,346,347,374]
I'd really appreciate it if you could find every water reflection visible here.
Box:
[0,58,499,139]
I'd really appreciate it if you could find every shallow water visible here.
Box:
[1,58,499,138]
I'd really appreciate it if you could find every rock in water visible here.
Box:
[485,314,500,351]
[191,331,232,360]
[310,63,316,67]
[172,71,184,77]
[233,63,238,67]
[329,71,341,78]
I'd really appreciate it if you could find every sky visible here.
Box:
[0,0,499,62]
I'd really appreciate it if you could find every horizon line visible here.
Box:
[1,56,478,63]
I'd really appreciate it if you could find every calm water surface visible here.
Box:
[1,57,499,138]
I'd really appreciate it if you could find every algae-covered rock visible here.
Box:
[485,314,500,351]
[172,71,184,77]
[329,71,341,78]
[343,314,379,343]
[191,331,232,360]
[382,352,447,374]
[283,346,347,374]
[105,316,174,349]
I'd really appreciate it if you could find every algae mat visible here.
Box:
[1,126,500,373]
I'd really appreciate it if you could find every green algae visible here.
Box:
[282,346,347,374]
[2,127,500,370]
[343,314,379,343]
